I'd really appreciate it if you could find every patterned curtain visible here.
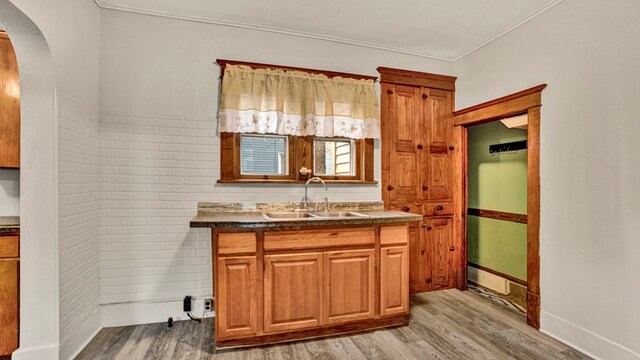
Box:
[218,65,380,139]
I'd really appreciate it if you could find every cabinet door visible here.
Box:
[425,217,455,290]
[0,33,20,169]
[216,256,258,340]
[323,249,375,325]
[264,252,323,333]
[387,84,423,203]
[0,260,19,356]
[380,246,409,317]
[423,88,453,202]
[408,224,428,294]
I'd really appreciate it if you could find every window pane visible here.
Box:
[240,135,288,175]
[313,138,355,176]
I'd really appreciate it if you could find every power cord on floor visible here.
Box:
[184,295,203,323]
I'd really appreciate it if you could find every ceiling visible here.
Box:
[95,0,561,61]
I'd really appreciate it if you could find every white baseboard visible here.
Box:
[467,266,509,294]
[101,297,215,328]
[11,343,59,360]
[541,311,640,360]
[61,308,102,360]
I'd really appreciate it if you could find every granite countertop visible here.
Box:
[0,216,20,233]
[190,210,422,229]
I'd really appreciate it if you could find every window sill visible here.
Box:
[217,179,378,185]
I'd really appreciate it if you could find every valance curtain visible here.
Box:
[218,65,380,139]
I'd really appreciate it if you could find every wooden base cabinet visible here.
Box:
[264,252,323,333]
[216,256,258,339]
[0,234,19,357]
[323,249,375,325]
[213,224,410,348]
[380,246,408,316]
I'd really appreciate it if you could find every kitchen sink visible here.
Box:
[262,212,319,219]
[261,211,369,220]
[311,211,369,218]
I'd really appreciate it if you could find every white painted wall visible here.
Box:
[2,0,102,359]
[0,169,19,216]
[0,3,59,359]
[453,1,640,359]
[98,9,453,318]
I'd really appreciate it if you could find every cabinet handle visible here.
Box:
[435,205,444,211]
[426,278,432,284]
[449,246,455,252]
[424,226,432,231]
[420,250,425,255]
[417,144,424,149]
[402,206,410,212]
[422,185,428,191]
[422,94,428,99]
[387,185,394,191]
[387,90,393,95]
[449,146,454,151]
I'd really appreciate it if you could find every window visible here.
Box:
[216,59,378,184]
[313,138,356,176]
[219,133,374,183]
[240,134,288,175]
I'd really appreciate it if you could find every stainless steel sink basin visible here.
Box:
[261,211,369,220]
[262,212,319,220]
[311,211,369,218]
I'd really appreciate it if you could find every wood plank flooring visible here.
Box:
[76,290,590,360]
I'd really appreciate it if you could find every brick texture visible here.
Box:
[98,112,381,304]
[58,94,101,346]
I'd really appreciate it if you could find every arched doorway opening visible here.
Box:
[0,3,60,359]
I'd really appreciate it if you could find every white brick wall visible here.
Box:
[58,94,101,347]
[98,112,381,305]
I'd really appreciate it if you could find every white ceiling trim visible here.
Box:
[452,0,564,61]
[93,0,452,62]
[93,0,563,63]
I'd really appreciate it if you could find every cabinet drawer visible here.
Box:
[0,236,19,258]
[422,203,453,216]
[217,232,256,255]
[264,227,375,251]
[389,204,422,215]
[380,225,408,246]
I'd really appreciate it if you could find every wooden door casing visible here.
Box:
[264,252,323,333]
[380,246,409,317]
[216,256,258,339]
[323,249,375,325]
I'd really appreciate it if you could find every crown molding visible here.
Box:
[93,0,563,63]
[92,0,453,62]
[453,0,564,61]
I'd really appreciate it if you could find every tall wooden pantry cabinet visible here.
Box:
[378,67,459,294]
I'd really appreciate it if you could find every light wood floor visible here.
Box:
[77,289,590,360]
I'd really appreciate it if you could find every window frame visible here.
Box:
[238,133,291,179]
[218,133,375,184]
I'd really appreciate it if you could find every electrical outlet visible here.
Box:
[204,298,213,312]
[183,295,192,312]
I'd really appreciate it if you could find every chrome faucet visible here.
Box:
[303,177,329,211]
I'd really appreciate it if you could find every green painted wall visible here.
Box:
[467,121,527,281]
